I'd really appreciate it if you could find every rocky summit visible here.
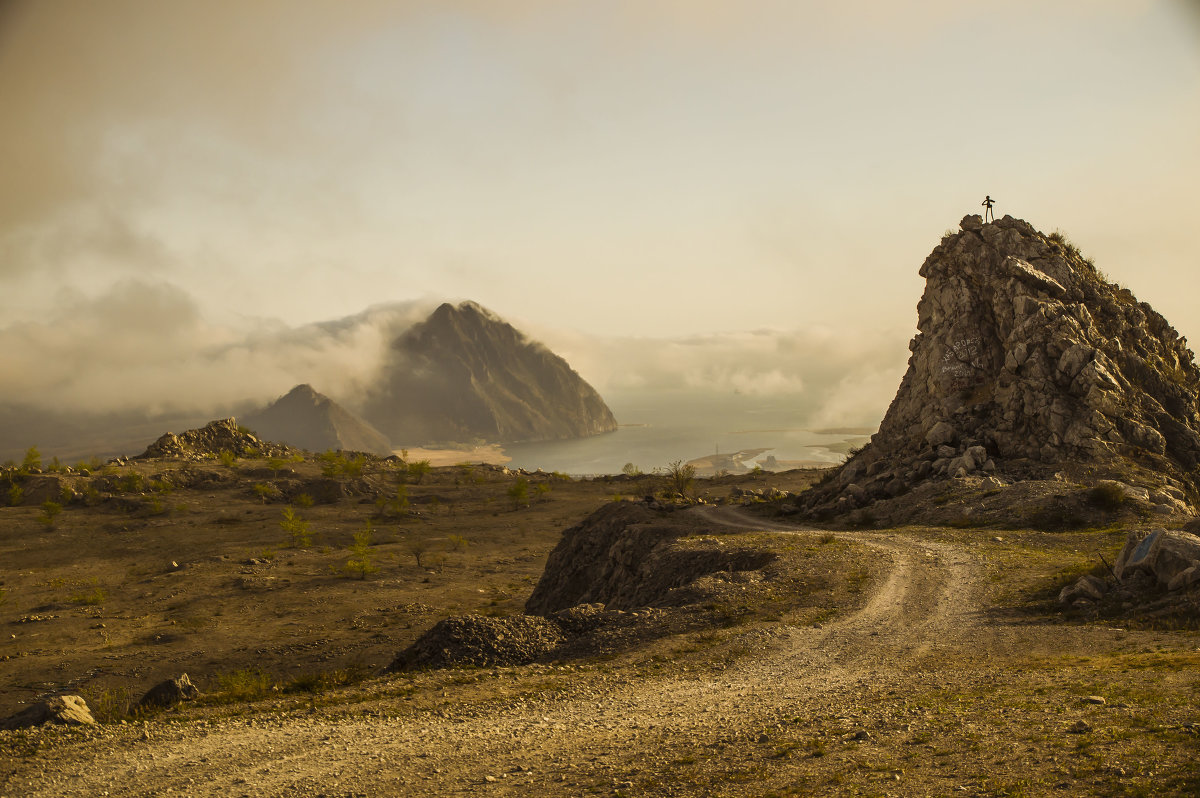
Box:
[362,301,618,446]
[799,214,1200,519]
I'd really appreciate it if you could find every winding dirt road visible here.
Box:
[2,509,1173,796]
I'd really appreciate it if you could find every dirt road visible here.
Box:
[3,509,1194,796]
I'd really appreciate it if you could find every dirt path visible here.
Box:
[1,511,1175,796]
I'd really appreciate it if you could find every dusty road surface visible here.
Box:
[4,508,1198,796]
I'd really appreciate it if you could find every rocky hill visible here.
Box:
[242,384,392,455]
[361,301,618,446]
[137,418,293,460]
[798,214,1200,521]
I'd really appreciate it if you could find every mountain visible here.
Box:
[242,384,393,455]
[797,213,1200,518]
[361,301,618,446]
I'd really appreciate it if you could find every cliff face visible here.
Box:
[801,214,1200,517]
[362,301,618,446]
[242,384,392,455]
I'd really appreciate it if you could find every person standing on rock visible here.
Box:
[982,195,995,223]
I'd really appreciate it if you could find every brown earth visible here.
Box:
[2,456,1199,796]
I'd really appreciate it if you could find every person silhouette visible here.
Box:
[982,195,995,223]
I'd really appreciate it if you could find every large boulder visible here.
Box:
[0,695,95,730]
[1113,528,1200,588]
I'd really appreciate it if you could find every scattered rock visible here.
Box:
[138,673,200,709]
[1067,720,1092,734]
[387,614,567,671]
[0,695,95,730]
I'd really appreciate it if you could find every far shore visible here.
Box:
[394,444,511,467]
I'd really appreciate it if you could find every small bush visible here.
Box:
[665,460,695,498]
[21,446,41,472]
[407,460,433,484]
[38,500,62,528]
[218,450,237,469]
[7,483,23,507]
[507,478,530,509]
[1088,483,1127,512]
[447,534,469,552]
[213,668,273,703]
[69,586,107,605]
[295,493,314,508]
[280,506,312,548]
[343,522,378,579]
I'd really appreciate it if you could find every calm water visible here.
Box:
[503,394,871,476]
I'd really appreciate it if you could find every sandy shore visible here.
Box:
[395,444,511,467]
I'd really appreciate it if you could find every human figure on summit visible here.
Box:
[982,195,995,223]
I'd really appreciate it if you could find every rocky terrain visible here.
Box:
[242,384,393,456]
[361,301,618,446]
[797,214,1200,525]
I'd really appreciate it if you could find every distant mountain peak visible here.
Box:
[363,301,617,446]
[243,384,392,455]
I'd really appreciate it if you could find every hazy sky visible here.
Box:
[1,1,1198,421]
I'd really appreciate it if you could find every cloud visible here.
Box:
[0,282,434,415]
[532,323,912,429]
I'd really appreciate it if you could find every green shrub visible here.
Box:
[7,483,23,507]
[38,500,62,528]
[295,492,314,508]
[21,446,41,472]
[280,506,312,548]
[343,521,378,579]
[507,478,530,509]
[69,586,107,605]
[407,460,432,484]
[218,449,237,469]
[213,668,273,703]
[665,460,695,498]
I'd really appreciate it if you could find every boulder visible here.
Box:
[1113,528,1200,587]
[1058,574,1108,604]
[925,421,958,448]
[0,695,95,730]
[138,673,200,709]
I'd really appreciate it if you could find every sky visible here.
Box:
[1,1,1198,425]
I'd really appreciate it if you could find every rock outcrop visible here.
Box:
[137,673,200,710]
[800,214,1200,518]
[525,502,775,615]
[137,418,292,460]
[242,384,392,455]
[361,301,618,446]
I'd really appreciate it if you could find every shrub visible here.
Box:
[214,668,273,703]
[7,483,23,507]
[407,460,432,484]
[343,521,378,579]
[295,493,314,508]
[622,463,643,477]
[535,482,552,502]
[665,460,695,498]
[447,534,470,552]
[21,446,41,472]
[69,586,107,605]
[1088,482,1127,512]
[252,483,279,503]
[218,449,237,469]
[280,506,312,548]
[404,537,429,568]
[38,500,62,528]
[507,478,530,509]
[115,473,145,493]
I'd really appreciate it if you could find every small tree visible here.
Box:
[22,446,41,472]
[507,478,530,509]
[535,482,552,502]
[266,457,286,477]
[7,483,23,507]
[404,537,429,569]
[252,483,278,504]
[343,521,378,579]
[280,506,312,548]
[621,462,642,477]
[407,460,432,484]
[38,500,62,529]
[665,460,696,498]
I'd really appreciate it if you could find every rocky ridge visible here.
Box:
[799,214,1200,520]
[137,418,294,461]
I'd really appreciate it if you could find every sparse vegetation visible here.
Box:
[21,446,41,472]
[218,449,238,468]
[1088,482,1127,511]
[407,459,433,484]
[280,506,312,548]
[343,521,378,579]
[507,477,530,509]
[622,462,643,477]
[37,500,62,528]
[665,460,696,498]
